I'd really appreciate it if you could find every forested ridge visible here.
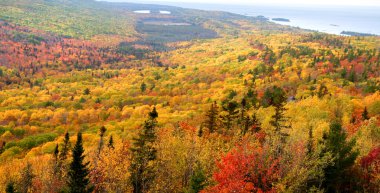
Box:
[0,0,379,192]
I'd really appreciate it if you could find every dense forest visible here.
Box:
[0,0,379,192]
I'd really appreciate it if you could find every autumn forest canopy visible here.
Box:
[0,0,379,192]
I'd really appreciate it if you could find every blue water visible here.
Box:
[147,2,380,35]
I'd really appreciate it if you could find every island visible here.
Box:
[272,18,290,22]
[341,31,378,37]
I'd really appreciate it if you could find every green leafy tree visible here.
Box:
[68,132,93,193]
[129,107,158,193]
[319,122,359,192]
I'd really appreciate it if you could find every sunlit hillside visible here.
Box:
[0,0,379,192]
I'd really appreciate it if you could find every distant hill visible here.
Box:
[0,0,271,40]
[341,31,378,37]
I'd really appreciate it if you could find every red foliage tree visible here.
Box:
[203,144,280,193]
[360,146,380,192]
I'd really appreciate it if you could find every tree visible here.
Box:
[307,127,314,155]
[83,88,90,95]
[317,84,329,98]
[18,163,35,193]
[68,132,93,193]
[220,101,239,131]
[187,164,207,193]
[246,88,259,108]
[54,143,59,162]
[319,122,359,192]
[360,147,380,192]
[98,126,107,155]
[267,86,290,155]
[362,107,369,120]
[6,182,16,193]
[53,143,60,175]
[140,82,147,93]
[59,132,71,162]
[108,135,114,149]
[129,107,158,193]
[204,102,218,133]
[204,143,280,193]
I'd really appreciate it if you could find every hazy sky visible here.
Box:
[106,0,380,6]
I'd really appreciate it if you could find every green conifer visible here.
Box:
[67,132,93,193]
[130,107,158,193]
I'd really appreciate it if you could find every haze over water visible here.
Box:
[149,2,380,35]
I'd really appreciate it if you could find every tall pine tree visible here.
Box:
[204,102,218,133]
[362,106,369,120]
[319,122,359,192]
[98,126,107,155]
[18,163,34,193]
[107,135,114,149]
[187,164,207,193]
[68,132,93,193]
[59,132,71,162]
[220,101,239,131]
[5,182,15,193]
[130,107,158,193]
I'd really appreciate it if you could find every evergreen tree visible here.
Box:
[220,101,239,131]
[317,84,329,98]
[98,126,107,155]
[54,144,59,162]
[319,122,359,192]
[362,106,369,120]
[5,182,16,193]
[307,127,313,155]
[241,115,251,136]
[239,98,248,125]
[107,135,114,149]
[267,86,290,155]
[187,164,207,193]
[130,107,158,193]
[349,70,356,82]
[341,68,347,78]
[59,132,71,161]
[83,88,90,95]
[140,82,147,93]
[204,102,218,133]
[246,88,259,108]
[18,163,34,193]
[67,132,93,193]
[269,87,289,134]
[53,143,60,175]
[251,113,261,134]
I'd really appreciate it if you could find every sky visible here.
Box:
[105,0,380,6]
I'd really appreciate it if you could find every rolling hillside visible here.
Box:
[0,0,379,192]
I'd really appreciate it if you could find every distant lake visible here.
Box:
[153,2,380,35]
